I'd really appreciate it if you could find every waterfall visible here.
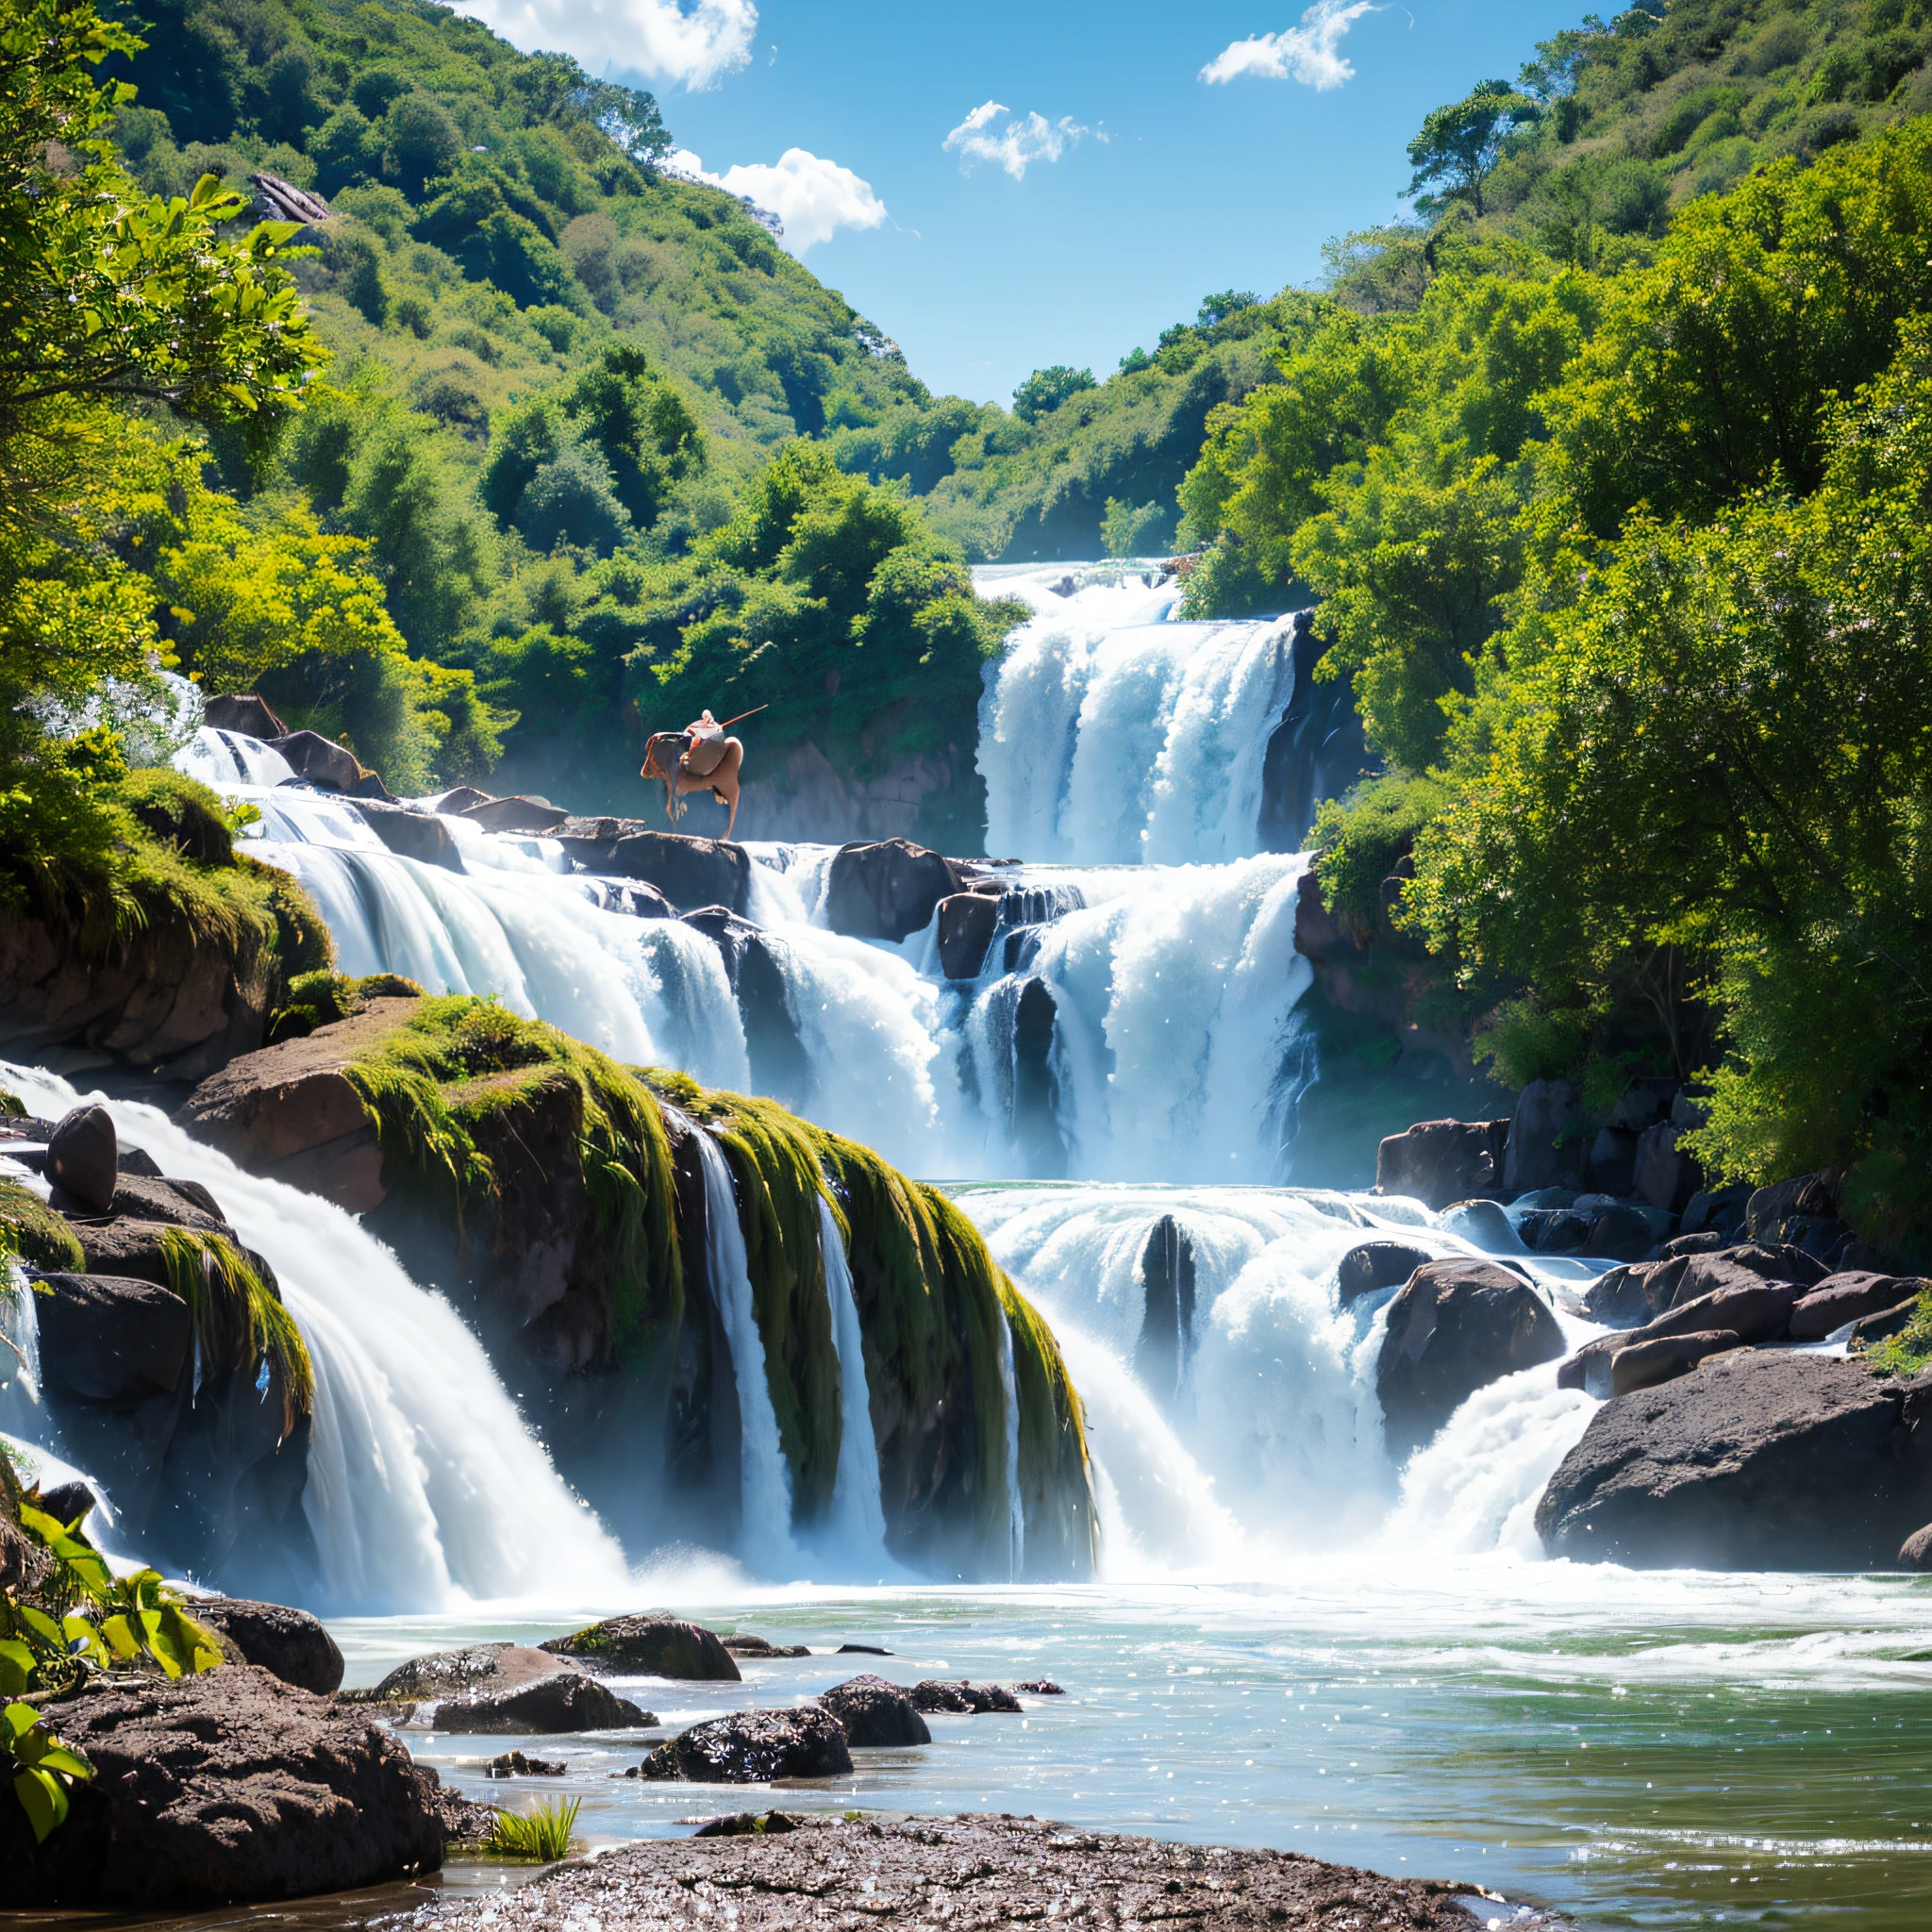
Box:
[995,1308,1024,1581]
[958,854,1312,1182]
[175,724,294,789]
[816,1196,890,1572]
[4,1064,635,1613]
[0,1257,46,1443]
[975,575,1300,865]
[694,1132,799,1571]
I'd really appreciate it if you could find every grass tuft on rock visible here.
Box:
[1862,1289,1932,1379]
[481,1795,580,1862]
[157,1228,314,1437]
[0,1182,85,1274]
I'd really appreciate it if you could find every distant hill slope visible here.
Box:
[110,0,924,479]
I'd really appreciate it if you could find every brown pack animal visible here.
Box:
[641,730,744,839]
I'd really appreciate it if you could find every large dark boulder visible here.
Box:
[825,839,965,943]
[357,1643,651,1734]
[1790,1273,1926,1341]
[37,1273,192,1403]
[203,693,289,740]
[553,825,752,915]
[818,1674,931,1746]
[541,1612,741,1681]
[680,909,811,1106]
[1338,1241,1432,1305]
[352,800,466,872]
[1536,1351,1932,1568]
[639,1706,853,1782]
[1501,1078,1582,1194]
[190,1598,344,1695]
[1374,1118,1508,1211]
[271,730,367,793]
[47,1104,117,1213]
[1376,1260,1565,1453]
[1643,1276,1803,1346]
[936,891,999,979]
[0,1665,446,1907]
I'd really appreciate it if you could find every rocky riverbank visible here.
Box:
[395,1812,1481,1931]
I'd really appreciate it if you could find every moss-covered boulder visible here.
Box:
[0,772,332,1082]
[175,993,1097,1580]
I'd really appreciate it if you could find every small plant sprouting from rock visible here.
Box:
[482,1795,581,1861]
[156,1227,314,1437]
[1,1702,93,1842]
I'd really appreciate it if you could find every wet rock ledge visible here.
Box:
[399,1812,1479,1931]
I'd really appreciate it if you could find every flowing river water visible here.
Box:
[6,564,1931,1928]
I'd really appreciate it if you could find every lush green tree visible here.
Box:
[1406,79,1541,218]
[1011,365,1096,423]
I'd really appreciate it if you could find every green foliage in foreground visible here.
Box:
[480,1796,580,1861]
[0,1458,223,1843]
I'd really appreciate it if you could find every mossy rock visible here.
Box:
[539,1614,740,1681]
[0,1179,85,1273]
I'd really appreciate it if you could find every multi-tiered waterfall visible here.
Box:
[4,569,1602,1607]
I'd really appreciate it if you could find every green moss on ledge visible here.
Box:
[0,1180,86,1274]
[343,997,683,1366]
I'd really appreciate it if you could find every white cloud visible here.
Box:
[942,100,1099,180]
[670,147,887,255]
[453,0,757,92]
[1200,0,1377,90]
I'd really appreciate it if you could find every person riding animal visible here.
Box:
[640,705,758,840]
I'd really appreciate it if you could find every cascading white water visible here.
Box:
[974,570,1300,866]
[695,1133,799,1571]
[958,854,1311,1182]
[816,1196,891,1574]
[0,1256,46,1444]
[994,1308,1024,1581]
[175,724,294,789]
[956,1180,1604,1573]
[4,1064,635,1613]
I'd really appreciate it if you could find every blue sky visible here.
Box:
[457,0,1580,405]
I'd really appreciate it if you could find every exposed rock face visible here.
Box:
[174,998,415,1211]
[816,1675,932,1746]
[1790,1273,1924,1340]
[541,1613,741,1681]
[0,1665,446,1907]
[352,799,466,871]
[399,1813,1477,1931]
[1898,1524,1932,1570]
[936,891,998,979]
[459,795,570,834]
[552,823,752,914]
[1132,1213,1197,1402]
[1536,1352,1932,1568]
[203,693,289,739]
[1607,1328,1742,1397]
[1375,1119,1509,1211]
[190,1597,344,1694]
[639,1707,853,1782]
[270,729,368,792]
[48,1105,117,1212]
[38,1274,192,1402]
[1501,1079,1582,1194]
[1376,1260,1565,1454]
[908,1679,1022,1714]
[824,838,964,942]
[1338,1241,1433,1304]
[358,1643,653,1733]
[719,1632,810,1659]
[680,908,810,1107]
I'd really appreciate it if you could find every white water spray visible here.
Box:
[4,1064,634,1613]
[694,1133,799,1571]
[975,576,1299,864]
[816,1196,891,1573]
